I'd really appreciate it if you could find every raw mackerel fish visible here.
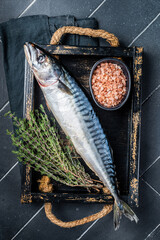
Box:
[24,42,138,230]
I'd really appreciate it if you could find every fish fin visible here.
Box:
[58,81,72,95]
[113,200,122,230]
[113,199,139,230]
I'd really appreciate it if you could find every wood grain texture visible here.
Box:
[128,47,143,207]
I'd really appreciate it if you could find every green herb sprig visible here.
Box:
[5,105,103,191]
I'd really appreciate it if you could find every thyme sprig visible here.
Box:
[5,105,103,191]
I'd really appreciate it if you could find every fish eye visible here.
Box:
[37,55,45,63]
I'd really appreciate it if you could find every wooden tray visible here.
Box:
[21,45,143,207]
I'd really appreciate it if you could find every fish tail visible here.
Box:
[113,199,139,230]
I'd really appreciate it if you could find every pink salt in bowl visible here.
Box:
[89,58,131,111]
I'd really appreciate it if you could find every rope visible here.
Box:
[38,176,53,193]
[44,202,112,228]
[39,26,119,227]
[39,176,113,228]
[50,26,119,47]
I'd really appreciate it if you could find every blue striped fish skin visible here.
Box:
[24,42,138,230]
[63,69,117,193]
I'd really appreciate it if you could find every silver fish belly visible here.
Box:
[40,70,117,198]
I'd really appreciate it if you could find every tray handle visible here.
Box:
[39,176,112,228]
[50,26,119,47]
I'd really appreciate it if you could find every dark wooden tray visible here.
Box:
[21,45,143,207]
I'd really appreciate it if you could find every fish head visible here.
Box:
[24,42,61,87]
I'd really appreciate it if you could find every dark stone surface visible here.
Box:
[0,0,33,23]
[0,164,42,240]
[0,0,160,240]
[0,42,8,108]
[132,18,160,102]
[0,104,18,179]
[146,225,160,239]
[21,0,103,18]
[140,88,160,176]
[143,158,160,194]
[93,0,160,47]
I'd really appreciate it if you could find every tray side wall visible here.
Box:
[128,47,143,207]
[21,46,142,206]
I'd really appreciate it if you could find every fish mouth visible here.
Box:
[24,42,36,68]
[24,42,43,68]
[24,42,59,87]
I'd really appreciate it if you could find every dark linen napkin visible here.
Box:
[0,15,99,118]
